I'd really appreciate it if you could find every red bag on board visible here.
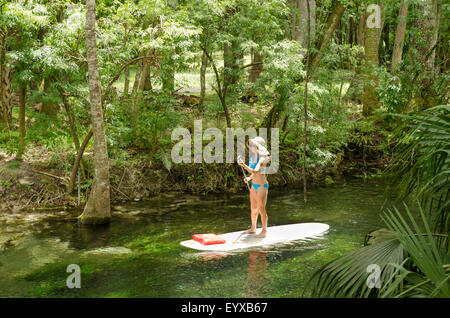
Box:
[192,233,226,245]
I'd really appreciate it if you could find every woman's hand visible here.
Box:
[244,176,252,183]
[237,157,244,166]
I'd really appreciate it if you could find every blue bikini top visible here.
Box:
[249,154,265,173]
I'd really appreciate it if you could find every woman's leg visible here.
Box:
[243,186,259,234]
[254,187,268,238]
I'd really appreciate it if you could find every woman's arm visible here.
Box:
[239,156,266,174]
[244,173,254,183]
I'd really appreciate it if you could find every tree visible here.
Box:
[290,0,316,49]
[0,29,12,138]
[391,0,408,73]
[78,0,111,225]
[362,1,381,116]
[302,0,312,203]
[248,51,263,83]
[199,28,211,107]
[190,0,287,127]
[422,0,441,72]
[309,0,345,68]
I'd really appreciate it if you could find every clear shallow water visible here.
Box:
[0,176,408,297]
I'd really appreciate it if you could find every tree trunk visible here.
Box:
[132,59,142,95]
[262,85,289,132]
[123,65,130,95]
[17,86,26,160]
[295,0,316,47]
[303,0,311,203]
[133,49,151,124]
[144,68,153,91]
[41,78,58,116]
[349,16,355,45]
[422,0,441,72]
[60,91,81,150]
[357,9,366,47]
[162,53,175,94]
[200,46,232,127]
[68,128,93,194]
[200,49,208,107]
[290,0,297,40]
[220,95,232,128]
[382,21,390,64]
[123,31,130,96]
[310,1,345,68]
[224,42,236,86]
[60,89,87,180]
[137,49,151,94]
[79,0,111,225]
[0,35,12,131]
[362,2,381,117]
[248,51,263,83]
[391,1,408,73]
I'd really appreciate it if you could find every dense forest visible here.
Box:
[0,0,448,298]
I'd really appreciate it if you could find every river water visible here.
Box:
[0,176,406,297]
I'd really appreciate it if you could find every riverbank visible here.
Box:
[0,122,391,213]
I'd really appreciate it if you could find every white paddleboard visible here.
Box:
[180,223,329,251]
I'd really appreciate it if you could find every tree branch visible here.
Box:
[240,61,263,70]
[105,55,148,93]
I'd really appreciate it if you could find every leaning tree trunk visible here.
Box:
[310,0,345,68]
[79,0,111,225]
[391,0,408,73]
[362,2,381,117]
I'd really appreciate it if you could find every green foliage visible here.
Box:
[106,93,182,155]
[388,105,450,234]
[308,203,449,298]
[308,106,450,298]
[261,40,305,89]
[286,78,353,168]
[380,205,449,298]
[375,67,409,113]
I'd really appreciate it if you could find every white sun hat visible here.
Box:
[249,136,270,156]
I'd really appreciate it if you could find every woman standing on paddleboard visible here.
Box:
[237,136,270,238]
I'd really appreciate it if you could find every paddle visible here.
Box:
[233,155,251,245]
[237,155,251,192]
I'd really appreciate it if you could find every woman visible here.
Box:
[237,136,270,238]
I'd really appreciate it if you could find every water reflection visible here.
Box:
[76,223,112,249]
[246,251,268,297]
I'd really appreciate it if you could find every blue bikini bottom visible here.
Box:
[252,183,269,192]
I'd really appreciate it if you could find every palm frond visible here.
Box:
[308,203,449,298]
[388,105,450,237]
[381,204,450,297]
[307,230,405,297]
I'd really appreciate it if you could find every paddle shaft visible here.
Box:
[238,157,251,192]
